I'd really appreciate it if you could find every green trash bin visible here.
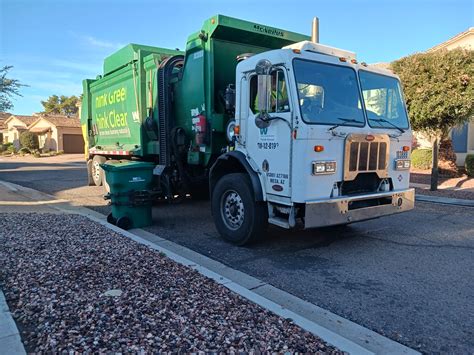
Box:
[101,160,156,230]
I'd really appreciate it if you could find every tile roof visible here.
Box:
[0,112,12,120]
[38,115,81,128]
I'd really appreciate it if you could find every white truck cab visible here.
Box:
[210,39,414,245]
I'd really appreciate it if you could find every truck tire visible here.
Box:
[91,155,106,186]
[212,173,267,245]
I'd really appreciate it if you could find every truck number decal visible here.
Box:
[257,142,279,149]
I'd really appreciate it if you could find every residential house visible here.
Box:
[28,115,84,153]
[2,115,38,148]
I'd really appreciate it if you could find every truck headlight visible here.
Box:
[395,159,411,170]
[312,161,337,175]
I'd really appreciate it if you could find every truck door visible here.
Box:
[246,68,293,197]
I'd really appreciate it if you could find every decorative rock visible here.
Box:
[102,289,123,297]
[0,213,343,354]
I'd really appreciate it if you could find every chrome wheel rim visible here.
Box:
[93,160,101,182]
[220,189,245,230]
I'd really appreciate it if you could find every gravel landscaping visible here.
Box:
[0,213,342,353]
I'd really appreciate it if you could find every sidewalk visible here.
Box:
[0,183,342,353]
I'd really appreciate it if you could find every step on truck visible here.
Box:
[81,15,415,245]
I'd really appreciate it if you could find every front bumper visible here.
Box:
[304,188,415,228]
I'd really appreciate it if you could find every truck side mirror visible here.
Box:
[255,59,273,128]
[255,59,272,113]
[257,75,271,113]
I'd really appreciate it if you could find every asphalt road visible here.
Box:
[1,155,473,354]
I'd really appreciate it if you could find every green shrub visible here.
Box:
[57,150,64,155]
[465,154,474,177]
[7,145,16,154]
[33,151,41,158]
[2,142,13,152]
[18,147,30,154]
[411,149,432,169]
[49,151,57,156]
[19,132,39,151]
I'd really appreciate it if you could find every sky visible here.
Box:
[1,0,473,115]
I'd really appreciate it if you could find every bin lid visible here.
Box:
[100,160,156,172]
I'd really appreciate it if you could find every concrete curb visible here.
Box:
[0,291,26,355]
[416,194,474,207]
[0,180,420,355]
[410,182,474,192]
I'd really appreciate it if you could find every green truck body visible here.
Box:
[81,45,183,156]
[81,15,307,165]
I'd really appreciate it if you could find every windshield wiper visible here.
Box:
[328,117,361,131]
[369,118,405,134]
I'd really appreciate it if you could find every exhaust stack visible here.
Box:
[311,17,319,43]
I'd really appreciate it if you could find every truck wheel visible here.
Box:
[212,173,267,245]
[91,155,106,186]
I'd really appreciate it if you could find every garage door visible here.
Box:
[63,134,84,153]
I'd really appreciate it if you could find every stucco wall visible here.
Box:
[4,117,28,148]
[30,119,58,151]
[442,33,474,51]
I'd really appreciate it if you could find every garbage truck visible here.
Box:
[81,14,415,245]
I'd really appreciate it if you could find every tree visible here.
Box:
[0,65,27,111]
[41,95,79,116]
[391,48,474,190]
[19,131,39,151]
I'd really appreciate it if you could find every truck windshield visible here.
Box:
[293,59,365,126]
[359,70,409,130]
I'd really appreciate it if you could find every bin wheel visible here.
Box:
[116,216,132,230]
[107,213,116,225]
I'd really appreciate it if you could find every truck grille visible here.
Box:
[344,134,390,181]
